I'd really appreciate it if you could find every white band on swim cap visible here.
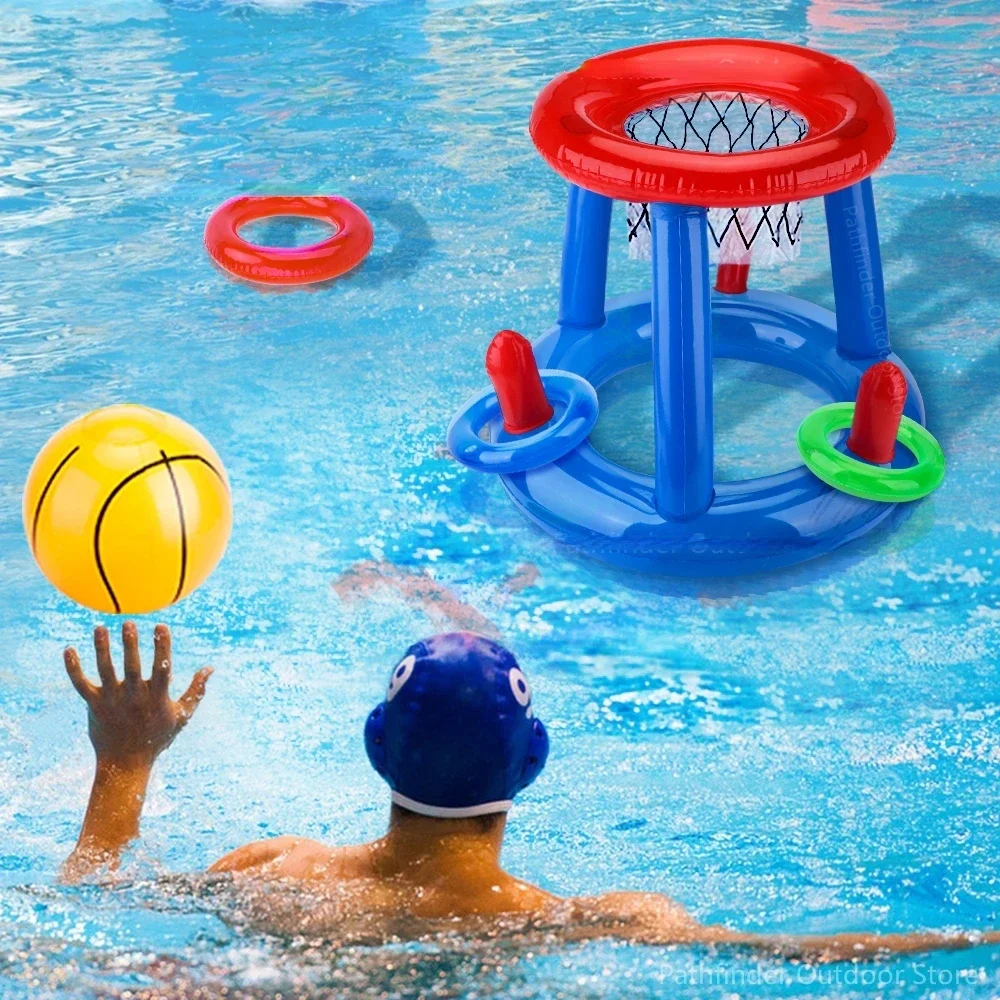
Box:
[391,790,513,819]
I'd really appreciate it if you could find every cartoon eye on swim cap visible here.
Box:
[508,667,533,717]
[387,654,416,701]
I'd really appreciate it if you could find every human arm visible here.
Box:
[572,892,1000,962]
[709,923,1000,962]
[208,836,306,874]
[60,622,212,883]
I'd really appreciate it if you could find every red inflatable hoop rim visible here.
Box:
[204,195,373,285]
[529,38,895,208]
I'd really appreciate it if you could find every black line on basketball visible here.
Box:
[31,445,80,554]
[94,453,225,613]
[160,450,188,603]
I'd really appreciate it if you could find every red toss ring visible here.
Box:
[529,38,895,207]
[204,195,373,285]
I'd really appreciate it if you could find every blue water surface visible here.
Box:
[1,0,1000,997]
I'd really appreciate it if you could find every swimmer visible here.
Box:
[60,623,1000,961]
[333,559,539,637]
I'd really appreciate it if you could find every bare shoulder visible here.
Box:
[565,891,707,944]
[575,890,696,923]
[209,836,331,875]
[459,872,558,917]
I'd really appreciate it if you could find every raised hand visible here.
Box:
[64,622,212,766]
[60,622,212,882]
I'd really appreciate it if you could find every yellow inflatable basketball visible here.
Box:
[23,405,232,614]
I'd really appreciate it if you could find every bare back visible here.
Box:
[209,835,562,933]
[205,832,734,953]
[207,834,1000,964]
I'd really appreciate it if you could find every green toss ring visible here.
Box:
[797,402,945,503]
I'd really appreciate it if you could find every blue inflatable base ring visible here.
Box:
[448,371,599,475]
[495,288,926,577]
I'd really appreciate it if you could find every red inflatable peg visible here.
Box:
[847,361,908,464]
[715,262,750,295]
[485,330,554,435]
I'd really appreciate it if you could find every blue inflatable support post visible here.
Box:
[558,185,613,330]
[825,179,891,360]
[649,202,715,520]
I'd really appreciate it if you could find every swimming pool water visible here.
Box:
[1,0,1000,997]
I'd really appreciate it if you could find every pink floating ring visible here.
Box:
[204,195,373,286]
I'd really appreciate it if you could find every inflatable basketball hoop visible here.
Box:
[450,39,929,576]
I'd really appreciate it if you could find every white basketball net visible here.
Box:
[624,93,808,268]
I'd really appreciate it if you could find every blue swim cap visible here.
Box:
[365,633,549,818]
